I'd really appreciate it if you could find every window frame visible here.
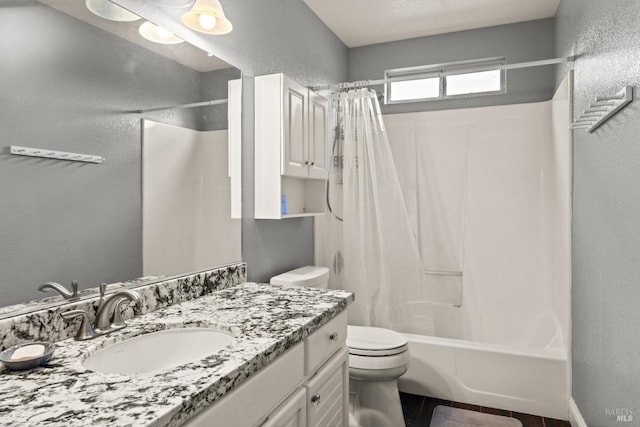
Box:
[384,57,506,105]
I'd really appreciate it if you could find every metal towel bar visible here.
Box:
[9,146,104,164]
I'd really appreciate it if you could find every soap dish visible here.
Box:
[0,342,55,371]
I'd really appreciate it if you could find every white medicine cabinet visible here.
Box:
[255,73,329,219]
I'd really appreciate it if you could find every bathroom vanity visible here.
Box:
[186,309,348,427]
[0,270,353,427]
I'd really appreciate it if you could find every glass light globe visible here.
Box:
[155,26,174,40]
[86,0,140,22]
[198,14,217,30]
[139,21,184,44]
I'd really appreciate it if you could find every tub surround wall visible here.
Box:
[0,282,353,426]
[547,74,572,386]
[384,98,571,418]
[384,101,570,349]
[0,262,246,351]
[142,124,241,277]
[555,0,640,424]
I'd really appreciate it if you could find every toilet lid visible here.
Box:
[347,325,408,357]
[270,266,330,288]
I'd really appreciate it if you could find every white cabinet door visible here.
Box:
[283,77,309,178]
[255,73,330,218]
[308,91,329,180]
[304,348,349,427]
[262,388,307,427]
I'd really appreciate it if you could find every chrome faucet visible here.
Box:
[38,281,79,300]
[94,289,141,331]
[60,288,141,341]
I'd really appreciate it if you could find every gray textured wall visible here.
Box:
[349,19,556,114]
[198,67,241,131]
[237,1,349,283]
[555,1,640,425]
[189,0,349,87]
[0,2,234,305]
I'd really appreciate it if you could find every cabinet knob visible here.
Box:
[311,393,321,406]
[310,161,315,166]
[305,161,309,165]
[329,332,339,342]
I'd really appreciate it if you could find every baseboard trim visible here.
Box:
[569,397,588,427]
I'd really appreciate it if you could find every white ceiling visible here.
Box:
[303,0,560,48]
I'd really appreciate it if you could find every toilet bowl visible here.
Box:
[348,325,410,380]
[270,266,409,427]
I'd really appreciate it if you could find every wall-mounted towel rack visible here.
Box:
[9,146,104,164]
[570,86,633,133]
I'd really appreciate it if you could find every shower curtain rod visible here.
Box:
[312,56,574,92]
[138,98,228,114]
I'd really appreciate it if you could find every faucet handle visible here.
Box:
[97,283,107,310]
[70,280,79,298]
[99,283,107,298]
[60,310,100,341]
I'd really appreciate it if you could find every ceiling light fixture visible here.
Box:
[138,21,184,45]
[181,0,232,34]
[85,0,141,22]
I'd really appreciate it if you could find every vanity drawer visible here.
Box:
[304,310,347,376]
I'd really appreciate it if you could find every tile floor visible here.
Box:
[400,392,571,427]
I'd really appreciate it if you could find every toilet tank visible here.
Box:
[270,266,330,289]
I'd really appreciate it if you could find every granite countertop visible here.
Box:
[0,283,353,427]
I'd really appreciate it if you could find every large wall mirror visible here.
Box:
[0,0,242,313]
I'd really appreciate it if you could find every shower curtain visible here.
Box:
[331,89,434,335]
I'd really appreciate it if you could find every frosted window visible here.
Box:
[389,77,439,102]
[445,70,501,96]
[385,58,505,104]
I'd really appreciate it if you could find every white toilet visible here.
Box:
[270,266,410,427]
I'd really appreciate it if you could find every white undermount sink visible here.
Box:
[82,328,234,375]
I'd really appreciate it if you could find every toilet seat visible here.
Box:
[347,325,409,357]
[349,345,409,357]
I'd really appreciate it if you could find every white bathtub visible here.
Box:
[398,333,569,420]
